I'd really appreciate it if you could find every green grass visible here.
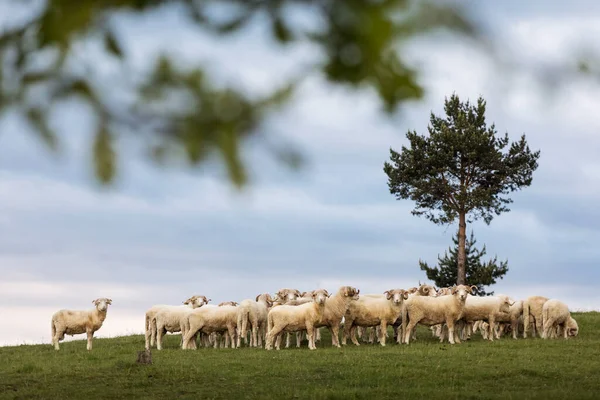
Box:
[1,312,599,399]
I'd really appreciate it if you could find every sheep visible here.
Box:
[311,286,360,347]
[144,295,209,350]
[401,285,476,345]
[455,295,514,341]
[343,289,409,347]
[393,284,437,343]
[152,295,211,350]
[181,303,239,350]
[494,300,524,339]
[51,298,112,351]
[265,289,329,350]
[236,293,273,348]
[523,296,549,338]
[541,299,579,339]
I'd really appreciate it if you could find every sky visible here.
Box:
[1,1,600,346]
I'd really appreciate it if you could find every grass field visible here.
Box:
[1,312,599,400]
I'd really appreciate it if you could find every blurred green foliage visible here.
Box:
[0,0,479,185]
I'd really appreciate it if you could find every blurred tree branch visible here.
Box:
[0,0,482,186]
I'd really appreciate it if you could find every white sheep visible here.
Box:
[402,285,476,345]
[494,300,524,339]
[342,289,408,347]
[395,284,438,343]
[51,298,112,351]
[541,299,579,339]
[311,286,360,347]
[152,296,210,350]
[455,295,514,341]
[144,295,209,350]
[236,293,274,348]
[265,289,329,350]
[181,304,239,350]
[522,295,548,338]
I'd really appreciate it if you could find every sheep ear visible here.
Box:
[107,299,112,305]
[403,292,409,300]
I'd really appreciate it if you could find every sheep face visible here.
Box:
[93,298,112,311]
[277,289,300,302]
[312,289,329,305]
[451,285,474,301]
[384,289,409,305]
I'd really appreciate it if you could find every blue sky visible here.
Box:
[1,1,600,346]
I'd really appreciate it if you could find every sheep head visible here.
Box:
[341,286,360,300]
[384,289,408,305]
[276,288,300,302]
[92,298,112,311]
[451,285,473,301]
[567,317,579,337]
[417,284,436,297]
[311,289,329,305]
[218,301,238,307]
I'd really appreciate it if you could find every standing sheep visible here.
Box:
[402,285,476,345]
[145,295,209,350]
[237,293,273,348]
[456,295,514,342]
[494,300,524,339]
[265,289,329,350]
[51,298,112,351]
[522,295,548,338]
[312,286,360,347]
[343,289,408,347]
[541,299,579,339]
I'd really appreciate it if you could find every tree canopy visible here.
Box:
[0,0,480,186]
[419,230,508,296]
[384,93,540,284]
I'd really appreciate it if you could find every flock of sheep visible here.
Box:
[50,284,579,351]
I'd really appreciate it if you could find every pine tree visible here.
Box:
[384,94,540,284]
[419,230,508,296]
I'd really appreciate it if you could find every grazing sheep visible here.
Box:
[456,295,514,342]
[522,295,548,338]
[265,289,329,350]
[312,286,360,347]
[51,298,112,351]
[182,304,239,350]
[236,293,273,348]
[145,295,209,350]
[494,300,524,339]
[402,285,476,345]
[343,289,409,347]
[541,299,579,339]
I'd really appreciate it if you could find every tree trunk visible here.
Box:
[457,212,467,285]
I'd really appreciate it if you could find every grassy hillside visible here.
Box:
[1,312,599,400]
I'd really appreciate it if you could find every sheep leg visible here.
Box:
[329,325,341,348]
[404,320,418,344]
[378,322,388,346]
[86,330,94,351]
[156,326,165,350]
[296,331,302,348]
[306,324,316,350]
[350,325,361,346]
[535,318,544,339]
[445,319,457,345]
[488,318,496,341]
